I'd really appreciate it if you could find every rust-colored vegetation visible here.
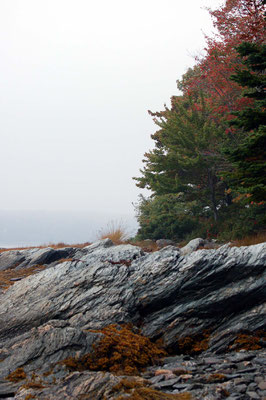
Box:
[206,373,226,383]
[98,221,130,245]
[21,381,45,390]
[62,324,167,375]
[230,231,266,247]
[5,367,26,382]
[0,264,47,290]
[110,378,193,400]
[176,330,210,354]
[173,369,192,376]
[25,395,36,400]
[131,240,159,253]
[0,241,91,254]
[230,330,266,351]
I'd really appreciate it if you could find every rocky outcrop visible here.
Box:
[0,239,265,399]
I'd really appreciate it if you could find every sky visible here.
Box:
[0,0,223,245]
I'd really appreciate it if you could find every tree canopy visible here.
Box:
[134,0,265,241]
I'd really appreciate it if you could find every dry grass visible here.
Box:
[0,241,91,254]
[230,231,266,247]
[130,240,159,253]
[0,264,47,290]
[98,221,130,245]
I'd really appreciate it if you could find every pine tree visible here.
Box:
[134,93,228,222]
[224,42,266,203]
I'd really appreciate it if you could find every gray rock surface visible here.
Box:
[0,251,26,271]
[0,246,75,272]
[180,237,206,255]
[0,238,265,399]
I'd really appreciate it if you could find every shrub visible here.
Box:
[98,221,130,244]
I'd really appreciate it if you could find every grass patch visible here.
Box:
[230,231,266,247]
[0,242,91,254]
[130,240,159,252]
[98,221,130,244]
[0,264,47,290]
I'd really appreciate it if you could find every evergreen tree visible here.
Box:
[134,93,229,222]
[224,42,266,203]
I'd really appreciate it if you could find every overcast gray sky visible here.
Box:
[0,0,223,244]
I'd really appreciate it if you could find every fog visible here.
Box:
[0,0,223,246]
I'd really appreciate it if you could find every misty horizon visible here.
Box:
[0,209,139,248]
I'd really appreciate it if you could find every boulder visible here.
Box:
[180,237,206,255]
[0,250,26,271]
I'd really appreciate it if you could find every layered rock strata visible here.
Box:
[0,239,265,399]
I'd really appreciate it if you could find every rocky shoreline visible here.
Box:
[0,238,265,399]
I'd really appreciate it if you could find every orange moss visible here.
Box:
[230,330,266,351]
[22,381,45,390]
[25,395,36,400]
[206,373,226,382]
[62,324,167,375]
[176,330,210,354]
[110,379,193,400]
[5,367,26,382]
[173,369,192,376]
[0,264,47,290]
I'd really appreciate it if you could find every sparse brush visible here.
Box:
[0,242,91,253]
[129,240,159,252]
[230,231,266,247]
[98,221,130,244]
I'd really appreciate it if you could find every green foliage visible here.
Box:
[135,194,201,241]
[133,37,265,240]
[134,94,229,223]
[223,42,266,203]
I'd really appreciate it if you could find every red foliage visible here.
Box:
[182,0,265,124]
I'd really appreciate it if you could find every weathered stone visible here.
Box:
[180,237,206,255]
[246,392,261,399]
[0,251,26,271]
[0,239,264,399]
[13,371,122,400]
[153,377,181,388]
[259,381,266,390]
